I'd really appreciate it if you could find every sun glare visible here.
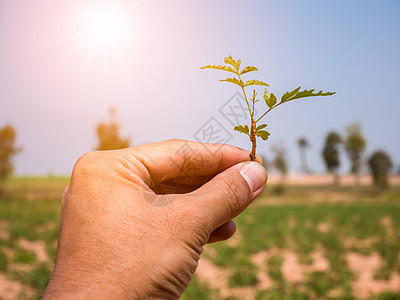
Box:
[68,0,138,68]
[80,5,129,50]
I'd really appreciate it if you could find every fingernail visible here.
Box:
[239,162,267,193]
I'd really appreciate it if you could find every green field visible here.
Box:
[0,177,399,299]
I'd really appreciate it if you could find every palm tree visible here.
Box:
[297,137,309,173]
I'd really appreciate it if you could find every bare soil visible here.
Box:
[0,273,22,300]
[18,239,49,263]
[346,252,400,298]
[197,248,400,299]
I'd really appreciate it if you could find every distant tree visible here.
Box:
[344,123,366,185]
[96,108,130,151]
[368,150,392,189]
[272,146,288,178]
[297,137,310,173]
[322,131,342,185]
[0,125,22,195]
[272,145,288,193]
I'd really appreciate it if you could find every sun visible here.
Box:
[67,0,139,67]
[79,4,130,51]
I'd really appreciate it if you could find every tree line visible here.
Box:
[321,123,393,189]
[0,111,396,194]
[0,108,131,195]
[267,123,394,189]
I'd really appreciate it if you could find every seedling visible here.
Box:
[201,55,335,161]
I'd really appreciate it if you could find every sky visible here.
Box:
[0,0,399,175]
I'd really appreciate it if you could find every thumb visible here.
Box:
[188,161,267,232]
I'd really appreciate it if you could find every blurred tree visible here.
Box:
[368,150,392,189]
[297,137,310,173]
[0,124,22,195]
[344,123,366,185]
[322,131,342,185]
[272,146,287,177]
[272,145,288,194]
[96,108,130,151]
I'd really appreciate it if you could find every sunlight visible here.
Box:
[79,5,130,51]
[68,0,138,67]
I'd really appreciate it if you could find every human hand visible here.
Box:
[42,140,267,299]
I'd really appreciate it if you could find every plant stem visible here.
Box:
[251,90,256,117]
[255,102,282,123]
[249,90,257,161]
[250,117,257,161]
[238,74,252,117]
[237,74,257,160]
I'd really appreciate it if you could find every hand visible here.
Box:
[42,140,267,299]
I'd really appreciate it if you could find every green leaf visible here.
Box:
[240,66,258,75]
[256,124,267,131]
[234,125,250,136]
[244,80,269,87]
[281,87,335,103]
[289,89,336,100]
[224,55,241,71]
[264,89,277,109]
[220,77,245,88]
[200,65,238,74]
[281,87,301,103]
[224,55,234,65]
[234,60,241,72]
[256,130,270,141]
[264,89,270,99]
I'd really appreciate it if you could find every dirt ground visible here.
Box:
[1,176,399,299]
[0,238,49,299]
[196,247,400,299]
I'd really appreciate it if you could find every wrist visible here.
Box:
[42,266,136,300]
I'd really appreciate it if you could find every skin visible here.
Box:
[42,139,267,299]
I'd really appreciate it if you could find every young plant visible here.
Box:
[201,55,335,161]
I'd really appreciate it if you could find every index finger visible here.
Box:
[124,139,259,183]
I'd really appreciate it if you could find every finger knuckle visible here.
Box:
[72,151,103,176]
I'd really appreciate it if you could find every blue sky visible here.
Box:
[1,0,399,175]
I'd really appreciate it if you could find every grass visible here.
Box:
[185,185,400,299]
[3,176,69,200]
[0,177,63,298]
[0,177,399,299]
[0,250,7,272]
[12,249,37,264]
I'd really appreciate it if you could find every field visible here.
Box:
[0,177,399,299]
